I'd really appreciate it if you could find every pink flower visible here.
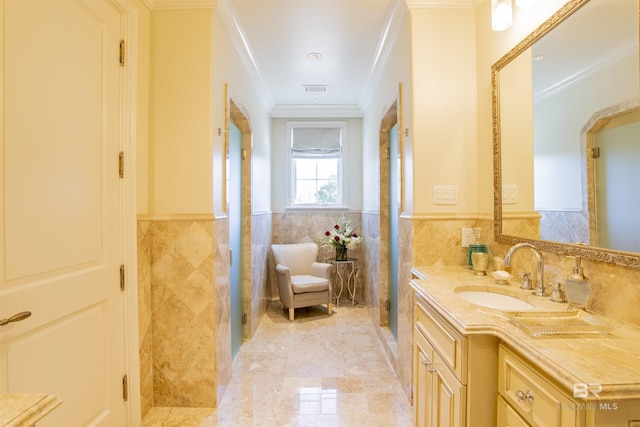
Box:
[352,233,358,238]
[334,236,340,242]
[325,231,331,236]
[334,224,340,230]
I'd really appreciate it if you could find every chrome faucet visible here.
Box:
[504,243,548,297]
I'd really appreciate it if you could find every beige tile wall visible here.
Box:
[214,216,231,404]
[137,211,272,413]
[137,220,153,418]
[138,210,640,413]
[150,216,218,407]
[249,213,272,335]
[137,215,222,409]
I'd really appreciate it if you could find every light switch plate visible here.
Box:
[502,184,518,204]
[433,185,458,205]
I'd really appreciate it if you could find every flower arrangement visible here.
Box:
[318,214,362,259]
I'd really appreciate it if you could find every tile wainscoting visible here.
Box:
[138,211,640,419]
[137,212,272,418]
[137,214,222,413]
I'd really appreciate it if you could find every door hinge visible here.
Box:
[242,312,248,325]
[119,40,125,67]
[120,265,125,291]
[119,151,125,179]
[386,300,391,312]
[122,374,128,401]
[591,147,600,158]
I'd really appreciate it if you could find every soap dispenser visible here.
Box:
[468,228,488,268]
[564,256,591,309]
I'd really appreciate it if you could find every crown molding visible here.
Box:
[145,0,218,10]
[358,0,410,111]
[215,0,273,110]
[359,0,478,110]
[534,39,637,104]
[143,0,272,109]
[270,105,363,118]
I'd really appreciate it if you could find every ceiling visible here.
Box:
[227,0,396,113]
[226,0,637,115]
[532,0,638,100]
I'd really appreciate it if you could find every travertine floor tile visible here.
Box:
[142,301,413,426]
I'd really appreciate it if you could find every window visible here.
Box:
[288,121,346,206]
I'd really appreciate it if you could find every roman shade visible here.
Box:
[291,127,342,158]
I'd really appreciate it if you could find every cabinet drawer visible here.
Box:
[415,297,466,381]
[499,345,577,427]
[497,396,531,427]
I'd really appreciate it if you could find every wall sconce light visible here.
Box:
[491,0,513,31]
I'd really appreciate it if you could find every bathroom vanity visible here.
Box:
[410,266,640,427]
[0,393,61,426]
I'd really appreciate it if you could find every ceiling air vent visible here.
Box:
[303,85,328,93]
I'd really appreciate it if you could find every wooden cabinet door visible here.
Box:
[414,327,433,427]
[0,0,127,425]
[431,351,466,427]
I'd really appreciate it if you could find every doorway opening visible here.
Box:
[227,99,253,358]
[584,102,640,252]
[379,99,400,343]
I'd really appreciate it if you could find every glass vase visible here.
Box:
[335,245,348,261]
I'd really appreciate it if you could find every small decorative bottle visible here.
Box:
[468,228,488,268]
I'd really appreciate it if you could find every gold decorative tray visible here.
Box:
[505,310,616,337]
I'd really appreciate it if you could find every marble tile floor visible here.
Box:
[142,301,414,427]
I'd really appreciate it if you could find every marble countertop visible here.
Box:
[410,266,640,401]
[0,393,61,427]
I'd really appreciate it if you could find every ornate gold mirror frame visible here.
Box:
[492,0,640,269]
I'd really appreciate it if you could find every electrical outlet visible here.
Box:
[462,228,475,248]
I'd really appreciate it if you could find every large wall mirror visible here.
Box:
[493,0,640,268]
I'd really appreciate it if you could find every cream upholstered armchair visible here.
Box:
[271,242,333,321]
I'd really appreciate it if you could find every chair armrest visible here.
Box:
[275,264,291,276]
[311,262,334,280]
[275,264,294,306]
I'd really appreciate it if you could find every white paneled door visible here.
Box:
[1,0,128,425]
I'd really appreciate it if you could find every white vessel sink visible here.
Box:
[454,288,533,310]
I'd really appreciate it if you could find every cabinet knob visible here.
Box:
[515,389,534,403]
[419,351,429,367]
